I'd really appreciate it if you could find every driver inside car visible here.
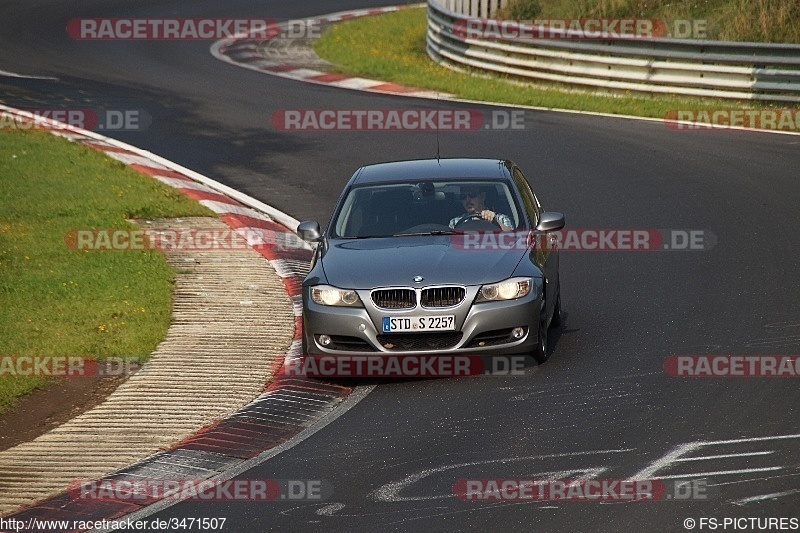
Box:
[449,185,513,231]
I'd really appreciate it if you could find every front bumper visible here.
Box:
[302,284,542,356]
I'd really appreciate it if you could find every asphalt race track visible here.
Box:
[1,1,799,530]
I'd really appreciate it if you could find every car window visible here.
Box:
[331,180,523,238]
[512,167,540,226]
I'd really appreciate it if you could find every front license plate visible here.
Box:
[382,315,456,333]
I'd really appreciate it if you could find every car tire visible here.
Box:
[533,302,549,364]
[550,280,562,329]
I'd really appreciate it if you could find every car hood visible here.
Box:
[320,236,527,289]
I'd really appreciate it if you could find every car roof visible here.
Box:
[351,158,512,185]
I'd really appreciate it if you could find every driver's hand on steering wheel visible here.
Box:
[479,210,496,222]
[479,210,511,231]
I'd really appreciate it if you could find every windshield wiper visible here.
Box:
[392,230,455,237]
[337,235,390,239]
[337,230,455,239]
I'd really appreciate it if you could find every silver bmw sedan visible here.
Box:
[297,158,565,366]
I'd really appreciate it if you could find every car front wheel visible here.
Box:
[550,279,562,329]
[532,302,549,364]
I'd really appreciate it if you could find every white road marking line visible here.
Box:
[631,434,800,480]
[374,468,608,503]
[286,340,303,356]
[198,200,272,221]
[103,151,169,168]
[0,69,58,80]
[732,488,800,505]
[405,90,456,98]
[675,451,775,462]
[286,68,327,78]
[702,433,800,446]
[708,472,800,487]
[630,443,703,479]
[328,78,385,90]
[152,176,217,193]
[745,336,800,346]
[370,449,633,502]
[654,467,783,480]
[270,258,311,279]
[316,502,346,516]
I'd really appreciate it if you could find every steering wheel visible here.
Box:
[453,213,501,230]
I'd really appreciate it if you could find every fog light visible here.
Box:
[511,327,525,339]
[318,335,332,346]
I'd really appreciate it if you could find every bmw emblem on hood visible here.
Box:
[413,275,424,283]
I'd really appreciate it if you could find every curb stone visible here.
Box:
[210,4,448,100]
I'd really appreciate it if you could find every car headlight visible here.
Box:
[475,278,533,302]
[310,285,363,307]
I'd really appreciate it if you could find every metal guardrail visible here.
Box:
[427,0,800,103]
[439,0,510,18]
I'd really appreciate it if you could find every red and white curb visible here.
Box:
[210,4,450,100]
[0,106,372,531]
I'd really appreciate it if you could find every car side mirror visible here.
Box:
[536,212,565,232]
[297,220,322,243]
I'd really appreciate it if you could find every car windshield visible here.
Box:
[330,180,524,238]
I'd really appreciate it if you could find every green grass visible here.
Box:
[499,0,800,43]
[0,129,213,412]
[314,8,776,120]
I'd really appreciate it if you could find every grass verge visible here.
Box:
[314,8,775,120]
[0,129,213,413]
